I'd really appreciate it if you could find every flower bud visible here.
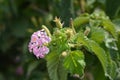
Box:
[61,51,68,57]
[53,17,63,29]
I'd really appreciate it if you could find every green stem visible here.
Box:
[70,18,76,34]
[80,0,86,13]
[42,25,52,37]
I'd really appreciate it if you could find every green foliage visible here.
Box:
[88,40,107,73]
[63,50,85,76]
[74,32,117,79]
[49,28,69,54]
[88,40,117,79]
[46,28,69,80]
[90,27,105,43]
[73,13,89,30]
[101,19,117,39]
[45,10,119,79]
[46,52,67,80]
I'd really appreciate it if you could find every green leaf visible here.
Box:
[106,60,117,80]
[101,19,117,39]
[73,14,89,30]
[88,40,117,80]
[90,27,105,43]
[76,33,107,71]
[46,28,70,80]
[88,40,107,72]
[113,19,120,58]
[75,32,116,79]
[46,52,67,80]
[113,19,120,31]
[74,32,91,50]
[63,50,85,76]
[92,62,106,80]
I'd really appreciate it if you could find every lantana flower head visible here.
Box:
[28,29,51,58]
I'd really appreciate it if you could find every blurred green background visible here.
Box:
[0,0,120,80]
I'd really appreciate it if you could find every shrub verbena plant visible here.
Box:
[28,11,120,80]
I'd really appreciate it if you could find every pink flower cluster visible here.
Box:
[28,29,51,58]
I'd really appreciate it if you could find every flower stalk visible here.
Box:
[42,25,52,38]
